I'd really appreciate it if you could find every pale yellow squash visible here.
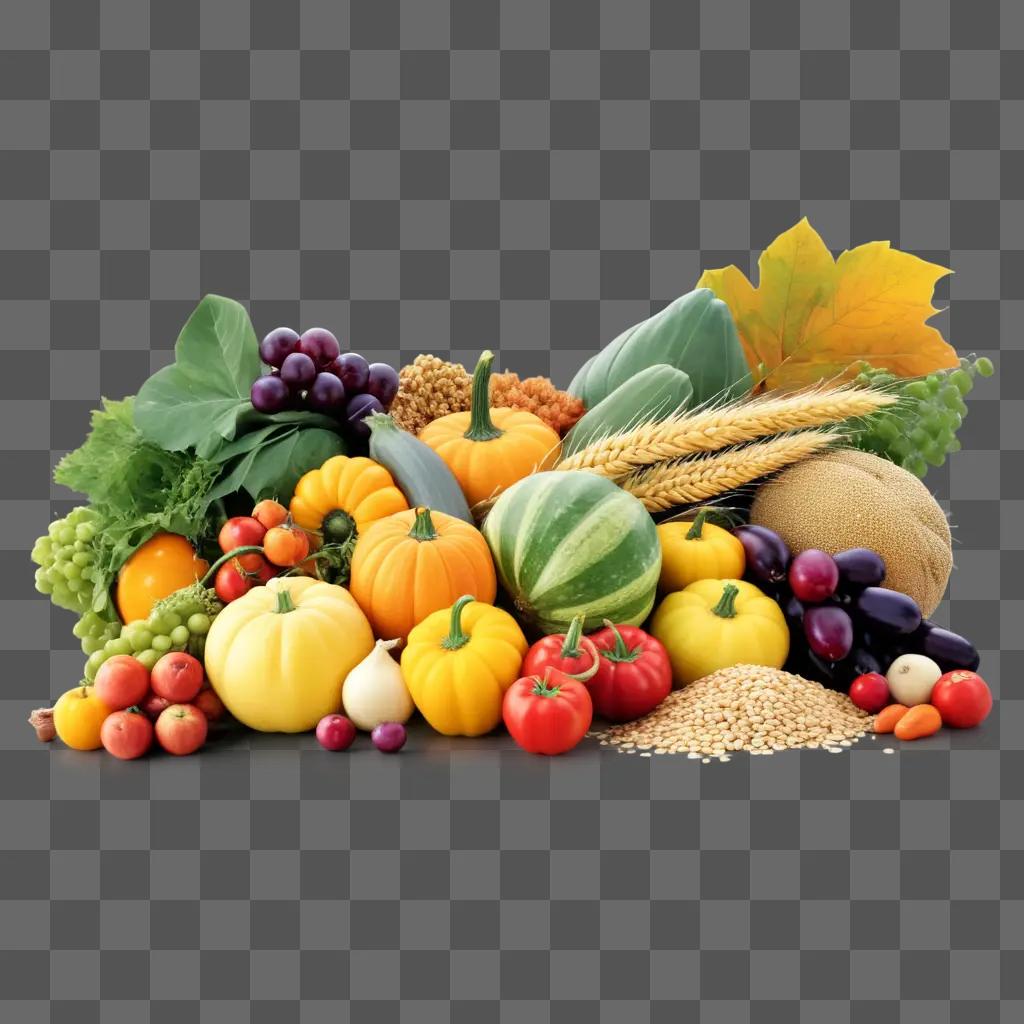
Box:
[204,576,374,733]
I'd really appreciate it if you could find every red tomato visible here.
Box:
[155,703,209,755]
[94,655,150,711]
[218,516,266,559]
[214,560,253,603]
[101,708,154,760]
[263,525,311,567]
[503,669,593,755]
[522,615,600,683]
[252,499,288,531]
[930,670,992,728]
[587,622,672,722]
[150,652,204,703]
[849,672,891,714]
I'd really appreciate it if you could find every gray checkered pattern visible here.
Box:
[0,0,1019,1020]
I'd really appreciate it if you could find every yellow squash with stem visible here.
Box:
[650,578,789,687]
[418,351,561,508]
[401,594,527,736]
[656,510,746,593]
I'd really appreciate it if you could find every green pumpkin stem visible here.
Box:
[275,588,297,614]
[441,594,476,650]
[463,350,503,442]
[408,507,438,542]
[685,509,709,540]
[559,615,585,659]
[711,583,739,619]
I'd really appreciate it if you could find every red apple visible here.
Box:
[94,655,150,710]
[141,692,171,721]
[101,708,154,760]
[155,704,208,755]
[849,672,891,714]
[930,670,992,729]
[316,713,356,752]
[194,688,226,724]
[150,652,204,703]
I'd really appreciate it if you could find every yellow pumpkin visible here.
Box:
[290,455,408,545]
[204,576,374,733]
[401,595,527,736]
[418,350,560,508]
[650,578,789,687]
[350,507,497,640]
[656,510,746,593]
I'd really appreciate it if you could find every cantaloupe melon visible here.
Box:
[750,449,952,616]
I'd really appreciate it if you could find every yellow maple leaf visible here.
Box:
[696,218,959,392]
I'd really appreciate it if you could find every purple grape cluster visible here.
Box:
[251,327,400,437]
[732,526,979,691]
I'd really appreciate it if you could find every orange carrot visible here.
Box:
[894,704,942,741]
[874,703,909,734]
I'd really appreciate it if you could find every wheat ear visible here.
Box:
[557,385,893,479]
[622,431,838,512]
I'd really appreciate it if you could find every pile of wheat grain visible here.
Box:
[593,665,871,761]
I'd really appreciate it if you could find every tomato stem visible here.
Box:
[599,620,643,664]
[530,675,562,698]
[711,583,739,619]
[559,616,585,659]
[441,594,475,650]
[463,350,503,442]
[408,507,438,542]
[201,545,265,586]
[685,509,708,540]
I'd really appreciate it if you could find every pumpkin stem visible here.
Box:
[201,545,266,586]
[275,588,297,614]
[559,616,585,659]
[598,620,643,664]
[685,509,708,540]
[463,350,503,442]
[441,594,475,650]
[322,509,356,545]
[711,583,739,619]
[408,507,438,542]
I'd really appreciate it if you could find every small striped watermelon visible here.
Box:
[482,471,661,634]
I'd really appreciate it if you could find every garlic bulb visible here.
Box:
[341,638,414,731]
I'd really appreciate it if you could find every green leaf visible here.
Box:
[134,295,261,452]
[207,427,347,504]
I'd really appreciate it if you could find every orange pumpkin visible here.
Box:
[418,351,560,508]
[349,507,497,640]
[289,455,409,545]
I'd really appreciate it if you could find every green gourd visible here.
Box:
[568,287,752,410]
[561,364,693,459]
[365,413,473,524]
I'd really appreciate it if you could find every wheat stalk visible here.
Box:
[557,385,893,479]
[622,431,838,512]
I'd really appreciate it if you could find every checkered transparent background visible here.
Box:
[0,1,1021,1021]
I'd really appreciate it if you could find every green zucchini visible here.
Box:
[561,364,693,459]
[366,413,473,523]
[568,287,752,411]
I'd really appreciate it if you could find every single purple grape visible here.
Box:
[371,721,407,753]
[250,374,291,414]
[280,351,317,392]
[259,327,300,368]
[333,352,370,393]
[306,372,347,414]
[366,363,400,408]
[346,393,384,437]
[297,327,341,368]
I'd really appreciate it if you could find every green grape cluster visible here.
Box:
[852,355,995,478]
[82,582,222,682]
[31,507,104,615]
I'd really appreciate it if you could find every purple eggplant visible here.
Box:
[783,593,806,625]
[914,621,980,673]
[855,587,922,635]
[804,605,854,662]
[734,525,791,584]
[833,548,886,589]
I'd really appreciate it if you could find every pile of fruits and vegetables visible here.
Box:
[29,218,995,762]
